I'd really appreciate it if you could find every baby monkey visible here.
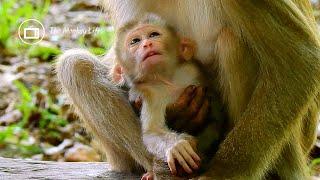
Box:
[113,14,207,179]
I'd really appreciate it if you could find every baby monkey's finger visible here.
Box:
[177,145,199,170]
[173,150,193,174]
[184,142,201,162]
[167,152,177,175]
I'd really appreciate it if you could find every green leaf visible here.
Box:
[27,43,61,61]
[311,158,320,166]
[89,47,106,55]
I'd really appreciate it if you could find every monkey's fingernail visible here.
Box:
[196,156,201,161]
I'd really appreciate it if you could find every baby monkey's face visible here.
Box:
[123,24,179,83]
[126,25,166,68]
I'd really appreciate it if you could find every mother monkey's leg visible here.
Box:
[55,49,153,173]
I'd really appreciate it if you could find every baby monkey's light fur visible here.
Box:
[114,15,205,177]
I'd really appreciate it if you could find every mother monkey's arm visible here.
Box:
[203,1,320,179]
[104,0,320,179]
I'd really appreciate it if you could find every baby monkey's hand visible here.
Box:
[166,139,201,175]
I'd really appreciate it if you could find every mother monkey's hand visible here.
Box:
[131,85,210,135]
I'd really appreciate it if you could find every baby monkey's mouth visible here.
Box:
[143,51,161,61]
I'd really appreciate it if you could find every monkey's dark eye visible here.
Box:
[130,38,141,45]
[149,31,160,38]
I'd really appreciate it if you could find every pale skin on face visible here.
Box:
[116,24,196,84]
[122,24,176,83]
[126,24,167,68]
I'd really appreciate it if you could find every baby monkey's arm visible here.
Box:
[141,99,201,175]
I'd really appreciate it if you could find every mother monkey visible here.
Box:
[56,0,320,179]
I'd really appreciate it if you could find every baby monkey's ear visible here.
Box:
[111,63,125,85]
[180,38,196,61]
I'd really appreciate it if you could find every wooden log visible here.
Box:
[0,157,140,179]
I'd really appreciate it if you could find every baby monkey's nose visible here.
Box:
[143,40,153,48]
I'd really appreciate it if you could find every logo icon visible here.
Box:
[24,27,40,39]
[18,19,45,45]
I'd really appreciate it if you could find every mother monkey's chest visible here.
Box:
[154,1,223,64]
[106,0,223,65]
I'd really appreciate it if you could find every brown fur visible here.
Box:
[56,1,320,179]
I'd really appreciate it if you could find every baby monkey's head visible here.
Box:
[114,14,195,86]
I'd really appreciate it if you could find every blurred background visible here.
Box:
[0,0,113,163]
[1,0,320,176]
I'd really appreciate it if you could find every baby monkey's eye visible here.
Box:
[149,31,160,38]
[130,38,141,45]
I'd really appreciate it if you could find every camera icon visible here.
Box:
[18,19,45,45]
[23,27,40,40]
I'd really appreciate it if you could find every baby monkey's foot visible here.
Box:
[141,171,154,180]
